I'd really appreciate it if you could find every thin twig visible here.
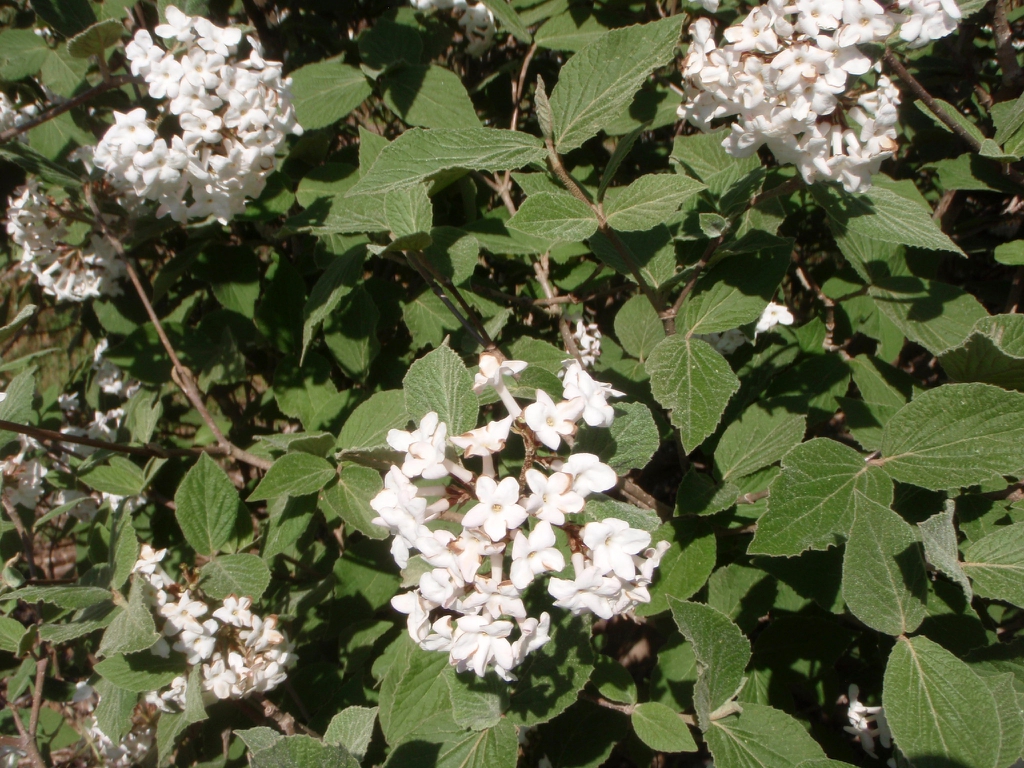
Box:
[0,76,137,144]
[533,256,584,364]
[883,49,1024,187]
[0,418,211,460]
[663,235,722,335]
[84,190,271,471]
[499,43,540,208]
[7,657,48,768]
[407,251,493,349]
[993,0,1023,90]
[413,252,497,351]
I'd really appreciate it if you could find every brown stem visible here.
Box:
[0,418,211,460]
[8,656,48,768]
[0,75,138,144]
[794,262,844,354]
[533,256,585,364]
[993,0,1023,90]
[545,139,665,314]
[499,43,540,206]
[414,252,496,351]
[883,49,1024,187]
[2,497,37,579]
[407,251,494,350]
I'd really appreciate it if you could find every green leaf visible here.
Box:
[324,706,378,762]
[870,277,988,356]
[0,368,37,448]
[671,129,762,199]
[550,17,682,152]
[98,579,159,656]
[33,0,96,36]
[646,335,740,452]
[810,183,965,256]
[478,0,532,42]
[301,246,365,359]
[386,720,519,768]
[358,18,422,70]
[444,666,508,730]
[535,9,610,52]
[325,286,381,382]
[980,673,1024,768]
[94,652,184,692]
[940,314,1024,390]
[673,468,739,517]
[250,734,359,768]
[705,704,826,768]
[883,636,999,768]
[320,465,387,540]
[347,128,546,197]
[93,680,137,742]
[603,174,705,232]
[382,64,481,129]
[273,353,350,432]
[591,657,637,705]
[680,243,793,336]
[385,184,433,242]
[403,344,478,436]
[715,406,805,482]
[748,438,893,557]
[879,383,1024,490]
[632,702,697,753]
[918,507,973,602]
[638,519,716,617]
[507,192,599,242]
[576,401,659,474]
[82,456,146,497]
[338,390,409,452]
[248,453,337,502]
[841,492,928,635]
[669,599,750,730]
[995,241,1024,266]
[582,497,660,532]
[173,453,241,556]
[66,18,123,57]
[4,585,111,609]
[614,294,665,362]
[962,522,1024,608]
[289,59,372,130]
[199,553,272,600]
[379,636,457,745]
[0,304,36,347]
[599,125,645,200]
[0,617,26,654]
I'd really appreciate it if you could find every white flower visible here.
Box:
[194,18,242,57]
[461,476,528,542]
[458,576,526,620]
[174,618,219,664]
[202,656,239,699]
[155,6,197,43]
[582,518,652,581]
[755,301,795,334]
[419,568,461,608]
[510,521,565,590]
[212,595,253,628]
[449,615,516,678]
[523,469,584,525]
[561,453,617,496]
[159,591,209,635]
[450,416,513,457]
[561,363,623,428]
[844,684,893,759]
[392,590,433,642]
[387,412,451,480]
[548,566,621,620]
[473,353,528,417]
[512,612,551,664]
[522,390,584,450]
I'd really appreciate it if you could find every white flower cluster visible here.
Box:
[0,93,38,137]
[409,0,497,55]
[572,320,603,369]
[133,545,295,703]
[4,179,126,303]
[70,683,155,768]
[845,684,896,767]
[376,351,669,681]
[697,301,794,355]
[678,0,959,192]
[1,435,48,512]
[95,6,302,223]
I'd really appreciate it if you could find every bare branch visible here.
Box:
[0,76,138,144]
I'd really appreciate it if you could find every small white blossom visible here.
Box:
[510,522,565,590]
[461,476,528,542]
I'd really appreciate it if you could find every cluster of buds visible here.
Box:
[571,319,603,369]
[131,545,294,704]
[373,351,669,680]
[409,0,497,55]
[3,179,126,303]
[95,6,302,223]
[678,0,958,192]
[0,92,38,137]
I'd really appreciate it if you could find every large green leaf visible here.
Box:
[638,518,716,616]
[403,345,478,436]
[646,335,740,452]
[94,652,184,692]
[320,465,387,540]
[290,59,372,130]
[940,314,1024,390]
[632,701,698,753]
[879,383,1024,490]
[347,128,546,196]
[962,522,1024,608]
[748,438,893,556]
[301,246,366,359]
[173,453,241,556]
[382,64,481,129]
[97,579,159,656]
[575,401,660,474]
[705,704,826,768]
[669,599,750,730]
[249,453,337,502]
[507,192,599,242]
[614,294,665,363]
[715,406,805,482]
[378,636,458,745]
[324,706,378,762]
[918,507,973,602]
[199,554,272,601]
[550,17,682,152]
[841,492,928,636]
[869,277,987,356]
[883,636,999,768]
[603,174,705,232]
[249,734,359,768]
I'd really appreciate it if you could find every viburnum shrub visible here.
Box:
[2,1,1024,768]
